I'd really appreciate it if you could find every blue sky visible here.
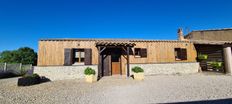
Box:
[0,0,232,52]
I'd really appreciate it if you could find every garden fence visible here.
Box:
[0,63,32,75]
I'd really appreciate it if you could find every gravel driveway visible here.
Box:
[1,74,232,104]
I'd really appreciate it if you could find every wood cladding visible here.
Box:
[38,40,197,73]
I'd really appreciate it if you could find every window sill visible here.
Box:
[72,62,84,65]
[134,55,141,58]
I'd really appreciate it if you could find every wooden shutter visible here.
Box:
[64,49,72,66]
[140,48,147,57]
[175,48,181,59]
[84,48,92,65]
[180,48,187,60]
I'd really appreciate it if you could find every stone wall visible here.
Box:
[129,62,200,76]
[34,65,98,81]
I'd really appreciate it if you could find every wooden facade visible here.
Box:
[38,39,197,76]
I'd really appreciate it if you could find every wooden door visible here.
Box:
[112,62,120,74]
[103,55,111,76]
[111,49,121,75]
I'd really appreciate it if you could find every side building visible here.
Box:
[185,28,232,74]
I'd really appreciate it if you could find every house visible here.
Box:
[35,28,232,80]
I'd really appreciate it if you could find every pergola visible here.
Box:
[95,40,136,78]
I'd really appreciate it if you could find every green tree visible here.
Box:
[0,47,37,65]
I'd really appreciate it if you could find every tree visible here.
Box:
[0,47,37,65]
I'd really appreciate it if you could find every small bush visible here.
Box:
[84,67,96,75]
[209,62,223,69]
[18,73,41,86]
[23,73,40,78]
[198,53,208,60]
[132,66,144,73]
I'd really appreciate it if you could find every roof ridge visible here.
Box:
[192,28,232,32]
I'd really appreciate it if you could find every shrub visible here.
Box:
[132,66,144,73]
[209,62,223,69]
[18,73,41,86]
[23,73,40,78]
[84,67,95,75]
[198,53,208,60]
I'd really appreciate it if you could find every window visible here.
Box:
[134,48,147,58]
[74,49,85,63]
[175,48,187,60]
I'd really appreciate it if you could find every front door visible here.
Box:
[111,49,121,75]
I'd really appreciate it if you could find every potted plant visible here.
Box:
[198,53,208,60]
[209,61,223,71]
[18,73,41,86]
[84,67,96,83]
[132,66,144,80]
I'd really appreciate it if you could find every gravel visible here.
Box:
[1,73,232,104]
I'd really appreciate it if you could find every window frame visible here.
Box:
[134,48,141,58]
[174,48,187,61]
[74,49,85,63]
[134,48,147,58]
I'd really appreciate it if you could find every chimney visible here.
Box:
[177,28,185,41]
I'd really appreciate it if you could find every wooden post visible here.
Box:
[98,46,102,78]
[127,47,130,77]
[78,51,81,63]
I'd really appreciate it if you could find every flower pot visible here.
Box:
[85,75,96,83]
[133,72,144,80]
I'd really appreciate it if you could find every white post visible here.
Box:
[223,46,232,75]
[19,63,22,70]
[4,63,7,72]
[30,64,33,70]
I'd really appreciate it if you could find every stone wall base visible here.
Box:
[34,62,199,81]
[34,65,98,81]
[129,62,200,76]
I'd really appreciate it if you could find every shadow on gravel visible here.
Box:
[161,98,232,104]
[0,73,20,79]
[40,76,51,83]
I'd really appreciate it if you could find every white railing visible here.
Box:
[0,63,32,75]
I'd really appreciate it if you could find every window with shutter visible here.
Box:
[134,48,141,57]
[134,48,147,58]
[73,49,85,63]
[175,48,187,60]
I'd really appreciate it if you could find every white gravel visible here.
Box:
[1,73,232,104]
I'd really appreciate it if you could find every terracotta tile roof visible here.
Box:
[95,40,136,46]
[39,38,190,43]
